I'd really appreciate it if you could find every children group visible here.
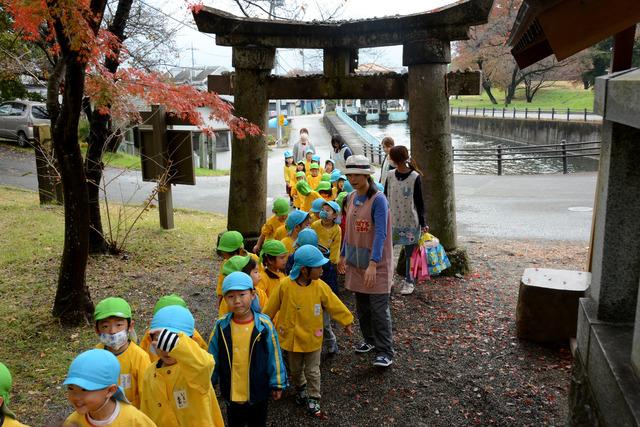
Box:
[1,138,370,427]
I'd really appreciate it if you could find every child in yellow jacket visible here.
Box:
[139,295,208,363]
[0,362,28,427]
[63,349,155,426]
[263,245,353,418]
[140,306,224,427]
[94,297,150,409]
[306,163,322,190]
[253,198,290,254]
[215,230,261,309]
[280,210,311,254]
[296,180,321,213]
[289,171,306,210]
[258,240,289,297]
[283,150,296,201]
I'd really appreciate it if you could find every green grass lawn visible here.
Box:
[0,185,227,424]
[450,84,595,110]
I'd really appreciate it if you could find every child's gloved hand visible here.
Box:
[150,328,179,353]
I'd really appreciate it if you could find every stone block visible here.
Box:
[516,268,591,343]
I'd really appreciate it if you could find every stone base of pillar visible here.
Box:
[570,298,640,425]
[441,247,470,277]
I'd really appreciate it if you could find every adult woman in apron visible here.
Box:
[338,155,394,367]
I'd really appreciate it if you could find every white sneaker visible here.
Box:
[400,281,414,295]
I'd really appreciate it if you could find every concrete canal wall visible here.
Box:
[451,116,602,145]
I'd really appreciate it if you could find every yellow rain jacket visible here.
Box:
[307,174,321,191]
[3,417,29,427]
[290,185,301,209]
[260,215,285,241]
[96,341,150,408]
[139,329,208,363]
[273,224,287,241]
[300,191,321,213]
[311,220,342,264]
[283,164,296,187]
[64,401,156,426]
[257,269,285,298]
[263,277,353,353]
[140,333,224,427]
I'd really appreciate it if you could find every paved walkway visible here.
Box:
[0,116,596,242]
[323,112,367,155]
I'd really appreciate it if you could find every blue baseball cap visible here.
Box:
[150,305,195,336]
[222,271,254,294]
[323,200,341,214]
[284,150,293,158]
[290,245,329,279]
[63,349,128,402]
[305,148,314,154]
[330,170,342,183]
[312,154,321,162]
[285,210,309,234]
[310,197,325,213]
[342,179,354,193]
[295,228,318,248]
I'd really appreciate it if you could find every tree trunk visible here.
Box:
[51,53,94,325]
[505,67,519,105]
[482,80,498,105]
[85,0,134,254]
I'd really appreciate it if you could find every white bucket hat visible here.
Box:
[344,155,374,175]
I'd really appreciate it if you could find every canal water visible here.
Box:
[363,122,599,175]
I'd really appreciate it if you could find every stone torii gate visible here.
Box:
[193,0,493,271]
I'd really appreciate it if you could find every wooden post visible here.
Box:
[151,105,174,230]
[497,145,503,176]
[561,140,568,174]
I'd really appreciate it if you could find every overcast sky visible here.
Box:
[147,0,458,72]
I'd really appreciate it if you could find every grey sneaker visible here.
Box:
[400,281,415,295]
[354,342,375,353]
[373,354,394,367]
[307,397,321,416]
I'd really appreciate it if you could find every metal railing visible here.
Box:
[450,106,602,122]
[336,107,381,147]
[363,140,601,175]
[453,140,601,175]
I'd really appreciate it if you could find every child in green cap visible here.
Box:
[215,230,261,309]
[93,297,150,409]
[290,171,307,210]
[139,294,209,362]
[258,239,289,297]
[253,198,290,254]
[307,163,322,191]
[0,362,27,427]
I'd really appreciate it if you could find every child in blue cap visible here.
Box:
[280,210,310,254]
[209,272,287,427]
[140,306,224,426]
[263,245,353,418]
[63,349,155,426]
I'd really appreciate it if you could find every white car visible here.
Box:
[0,100,50,147]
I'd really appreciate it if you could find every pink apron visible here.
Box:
[344,191,393,294]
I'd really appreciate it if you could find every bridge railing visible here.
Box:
[335,107,381,147]
[453,140,601,175]
[450,106,601,122]
[363,140,601,175]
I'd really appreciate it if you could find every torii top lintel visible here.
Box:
[193,0,493,49]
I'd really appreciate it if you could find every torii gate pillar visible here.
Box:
[404,39,468,273]
[228,46,275,241]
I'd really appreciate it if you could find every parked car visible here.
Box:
[0,100,50,147]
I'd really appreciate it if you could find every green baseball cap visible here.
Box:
[321,173,331,182]
[153,294,187,314]
[295,171,306,179]
[94,297,132,321]
[296,180,312,196]
[218,231,244,252]
[336,191,348,207]
[317,181,331,192]
[272,198,290,216]
[260,240,288,257]
[222,255,251,276]
[0,362,15,419]
[310,163,320,170]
